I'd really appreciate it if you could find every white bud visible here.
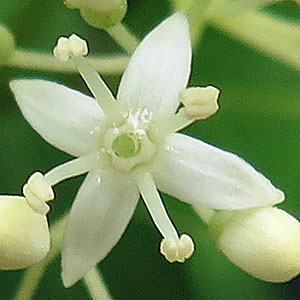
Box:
[210,207,300,282]
[64,0,127,29]
[53,34,88,61]
[23,172,54,215]
[0,196,50,270]
[160,234,194,263]
[179,86,220,120]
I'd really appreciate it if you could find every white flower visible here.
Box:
[9,13,284,287]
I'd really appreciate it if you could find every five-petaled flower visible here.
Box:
[9,13,284,287]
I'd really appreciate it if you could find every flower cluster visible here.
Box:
[0,13,298,288]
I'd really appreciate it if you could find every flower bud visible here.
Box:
[0,24,15,65]
[209,207,300,282]
[0,196,50,270]
[64,0,127,29]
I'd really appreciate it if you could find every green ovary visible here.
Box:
[112,133,141,158]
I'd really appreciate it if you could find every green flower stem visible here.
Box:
[83,267,113,300]
[14,215,68,300]
[174,0,300,71]
[210,11,300,71]
[106,23,139,54]
[5,49,129,74]
[14,214,113,300]
[184,0,212,43]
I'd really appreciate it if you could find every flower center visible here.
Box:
[112,133,141,158]
[102,108,156,171]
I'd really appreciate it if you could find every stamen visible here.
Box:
[44,152,100,186]
[136,172,179,240]
[136,172,195,263]
[53,34,88,61]
[71,56,117,114]
[53,34,117,114]
[53,37,70,62]
[151,85,220,140]
[23,172,54,215]
[153,108,194,140]
[160,234,194,263]
[179,86,220,120]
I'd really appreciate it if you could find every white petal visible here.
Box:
[10,79,105,157]
[117,13,191,117]
[61,169,139,287]
[152,133,284,210]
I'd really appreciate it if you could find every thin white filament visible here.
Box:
[72,56,117,114]
[137,172,179,240]
[44,152,100,186]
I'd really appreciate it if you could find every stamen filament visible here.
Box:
[44,152,100,186]
[151,109,195,143]
[71,56,117,114]
[106,23,139,55]
[136,172,179,240]
[167,108,195,133]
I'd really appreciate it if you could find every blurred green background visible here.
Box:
[1,0,300,299]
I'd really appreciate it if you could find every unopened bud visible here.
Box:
[160,234,194,263]
[0,196,50,270]
[179,86,220,120]
[64,0,127,29]
[23,172,54,215]
[0,24,15,64]
[209,207,300,282]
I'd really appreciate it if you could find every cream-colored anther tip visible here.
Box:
[160,234,194,263]
[23,172,54,215]
[53,34,88,61]
[179,86,220,120]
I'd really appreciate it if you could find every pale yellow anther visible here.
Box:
[53,37,70,62]
[53,34,88,61]
[160,234,194,263]
[68,34,88,57]
[23,172,54,215]
[179,86,220,120]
